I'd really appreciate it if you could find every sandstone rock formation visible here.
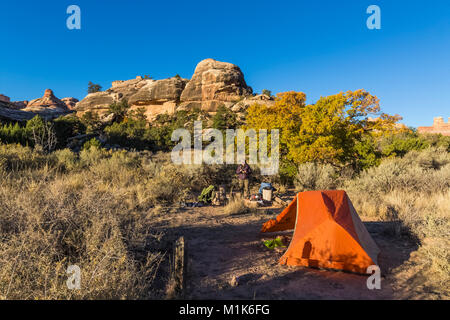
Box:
[61,97,79,110]
[0,89,73,121]
[0,94,10,103]
[0,100,36,121]
[11,100,29,109]
[128,76,189,120]
[230,94,275,113]
[25,89,67,110]
[0,94,29,110]
[179,59,252,111]
[75,59,256,121]
[418,117,450,136]
[75,76,148,116]
[23,89,73,118]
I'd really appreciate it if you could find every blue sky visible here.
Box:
[1,0,449,127]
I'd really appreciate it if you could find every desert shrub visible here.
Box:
[145,164,203,206]
[402,147,450,170]
[88,150,143,187]
[262,89,272,97]
[345,148,450,195]
[54,148,78,171]
[294,162,337,192]
[82,137,102,151]
[0,143,54,172]
[79,146,109,167]
[419,133,450,151]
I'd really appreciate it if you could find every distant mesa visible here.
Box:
[418,117,450,136]
[75,58,270,121]
[0,89,74,121]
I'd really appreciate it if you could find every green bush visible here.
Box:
[0,122,28,145]
[53,115,86,148]
[211,105,239,131]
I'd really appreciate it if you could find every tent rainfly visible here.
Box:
[261,190,380,274]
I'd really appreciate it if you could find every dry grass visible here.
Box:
[223,197,249,215]
[0,144,228,299]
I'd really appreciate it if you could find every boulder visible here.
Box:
[180,59,252,112]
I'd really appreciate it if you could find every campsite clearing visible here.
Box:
[149,199,419,300]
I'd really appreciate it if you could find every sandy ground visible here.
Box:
[149,198,418,300]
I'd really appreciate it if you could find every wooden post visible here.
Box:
[173,236,187,298]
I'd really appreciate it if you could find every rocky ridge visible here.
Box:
[75,59,273,121]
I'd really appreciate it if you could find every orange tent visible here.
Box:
[261,190,380,274]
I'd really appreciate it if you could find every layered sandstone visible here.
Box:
[24,89,71,114]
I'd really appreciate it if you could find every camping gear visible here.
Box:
[212,185,227,205]
[262,189,273,201]
[258,182,276,194]
[198,185,215,203]
[261,190,380,274]
[263,237,287,250]
[250,193,262,201]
